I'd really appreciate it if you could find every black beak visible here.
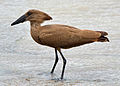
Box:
[11,15,27,26]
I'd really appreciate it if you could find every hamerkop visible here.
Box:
[11,9,109,79]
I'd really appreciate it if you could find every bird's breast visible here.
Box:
[30,28,42,44]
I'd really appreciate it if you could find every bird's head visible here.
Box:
[11,9,52,26]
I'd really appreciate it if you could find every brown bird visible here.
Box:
[11,9,109,79]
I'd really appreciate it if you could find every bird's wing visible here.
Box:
[39,24,101,48]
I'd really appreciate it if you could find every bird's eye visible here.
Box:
[27,12,32,16]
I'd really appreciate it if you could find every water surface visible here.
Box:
[0,0,120,86]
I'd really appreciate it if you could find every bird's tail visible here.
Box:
[97,36,109,42]
[96,31,109,42]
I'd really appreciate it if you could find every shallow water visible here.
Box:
[0,0,120,86]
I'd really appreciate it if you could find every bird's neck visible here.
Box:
[30,21,42,29]
[30,21,42,43]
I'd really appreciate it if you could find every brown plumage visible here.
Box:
[11,9,109,79]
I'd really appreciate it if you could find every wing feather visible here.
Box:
[39,24,101,48]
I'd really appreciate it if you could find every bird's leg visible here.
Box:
[51,48,59,74]
[58,49,67,79]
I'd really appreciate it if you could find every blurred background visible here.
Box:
[0,0,120,86]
